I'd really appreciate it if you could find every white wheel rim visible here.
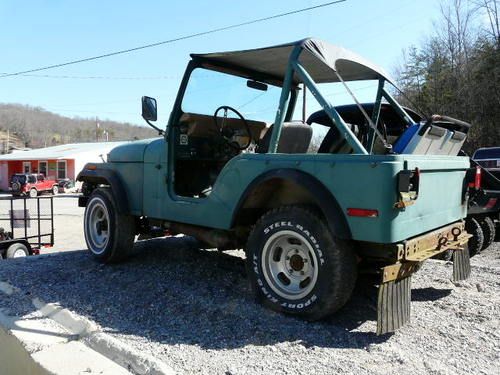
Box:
[30,189,37,197]
[86,197,110,255]
[13,249,27,258]
[261,230,319,300]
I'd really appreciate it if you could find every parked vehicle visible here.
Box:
[78,38,472,334]
[57,178,76,193]
[0,196,54,259]
[10,173,59,198]
[465,148,500,255]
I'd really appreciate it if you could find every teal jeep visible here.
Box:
[78,39,472,334]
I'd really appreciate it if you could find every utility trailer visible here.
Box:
[78,38,472,335]
[0,196,54,259]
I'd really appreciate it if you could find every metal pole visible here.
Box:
[10,198,14,238]
[367,79,385,153]
[23,198,27,240]
[292,61,368,155]
[37,197,41,248]
[302,83,306,123]
[268,46,302,153]
[50,197,54,246]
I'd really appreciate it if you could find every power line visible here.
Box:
[0,73,182,80]
[0,0,346,79]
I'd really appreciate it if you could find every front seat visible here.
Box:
[257,121,312,153]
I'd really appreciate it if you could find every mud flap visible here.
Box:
[377,276,411,335]
[452,246,471,282]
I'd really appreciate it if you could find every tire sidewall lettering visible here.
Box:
[254,219,325,310]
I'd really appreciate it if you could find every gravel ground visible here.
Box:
[0,228,499,375]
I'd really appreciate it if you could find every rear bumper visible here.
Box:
[376,220,471,335]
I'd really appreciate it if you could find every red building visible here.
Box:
[0,142,124,191]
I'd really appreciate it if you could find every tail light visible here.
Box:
[347,208,378,218]
[467,166,481,189]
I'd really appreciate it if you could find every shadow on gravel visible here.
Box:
[0,237,436,350]
[411,287,452,302]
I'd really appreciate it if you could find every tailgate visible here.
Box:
[388,155,469,242]
[333,154,469,243]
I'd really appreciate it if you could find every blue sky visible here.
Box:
[0,0,442,127]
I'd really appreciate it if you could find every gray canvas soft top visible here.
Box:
[191,38,393,85]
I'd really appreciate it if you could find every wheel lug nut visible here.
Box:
[300,271,305,275]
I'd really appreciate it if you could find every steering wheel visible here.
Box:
[213,106,252,150]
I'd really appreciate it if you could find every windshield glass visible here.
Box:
[182,68,282,122]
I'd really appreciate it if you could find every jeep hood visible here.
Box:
[107,138,162,162]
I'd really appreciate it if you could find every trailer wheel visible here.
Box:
[84,188,135,263]
[478,216,495,251]
[6,243,29,258]
[246,206,357,320]
[465,217,484,257]
[29,188,37,198]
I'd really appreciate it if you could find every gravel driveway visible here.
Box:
[0,226,499,375]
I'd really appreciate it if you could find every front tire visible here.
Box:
[29,188,37,198]
[52,185,59,195]
[246,206,357,320]
[84,188,135,263]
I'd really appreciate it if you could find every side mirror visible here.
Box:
[142,96,157,122]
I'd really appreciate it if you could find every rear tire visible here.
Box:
[478,216,495,251]
[52,185,59,195]
[465,217,484,257]
[6,243,29,258]
[84,188,135,263]
[246,206,357,321]
[29,188,37,198]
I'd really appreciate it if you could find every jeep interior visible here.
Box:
[307,103,423,154]
[172,67,307,198]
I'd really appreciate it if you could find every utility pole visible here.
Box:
[95,117,100,142]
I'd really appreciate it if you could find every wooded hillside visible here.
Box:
[0,103,157,151]
[396,0,499,153]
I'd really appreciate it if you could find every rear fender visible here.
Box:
[232,169,352,239]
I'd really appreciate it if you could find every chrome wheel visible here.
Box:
[13,249,27,257]
[261,230,318,300]
[86,198,110,255]
[29,189,37,198]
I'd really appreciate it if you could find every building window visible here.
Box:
[22,161,31,174]
[57,160,67,179]
[39,161,48,176]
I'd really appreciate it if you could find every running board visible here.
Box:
[453,246,471,282]
[377,276,411,335]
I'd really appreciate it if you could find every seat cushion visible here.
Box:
[257,121,312,153]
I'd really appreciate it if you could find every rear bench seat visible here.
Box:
[393,122,467,156]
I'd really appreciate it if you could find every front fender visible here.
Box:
[77,165,129,214]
